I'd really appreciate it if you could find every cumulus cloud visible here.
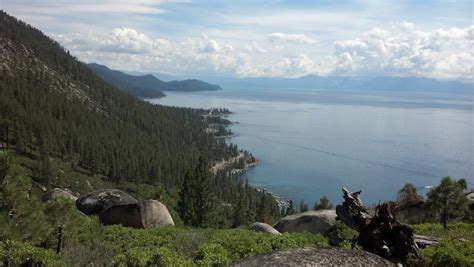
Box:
[330,22,474,81]
[55,22,474,81]
[55,28,247,76]
[268,33,318,44]
[262,55,320,77]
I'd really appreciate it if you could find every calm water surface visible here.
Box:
[148,87,474,205]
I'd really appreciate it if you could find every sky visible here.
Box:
[2,0,474,81]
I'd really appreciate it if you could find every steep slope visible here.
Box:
[87,63,221,98]
[0,10,233,187]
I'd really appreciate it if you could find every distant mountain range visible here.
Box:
[87,63,221,98]
[201,75,473,93]
[121,70,472,93]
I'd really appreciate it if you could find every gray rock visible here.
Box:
[250,222,281,235]
[466,192,474,210]
[274,210,336,234]
[43,188,78,202]
[99,199,174,228]
[76,189,137,215]
[232,247,395,266]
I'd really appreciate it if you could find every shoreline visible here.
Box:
[208,108,290,209]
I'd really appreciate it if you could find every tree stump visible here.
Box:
[335,187,419,263]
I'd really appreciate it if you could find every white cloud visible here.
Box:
[6,0,179,15]
[55,22,474,81]
[330,23,474,81]
[109,28,154,53]
[268,33,318,44]
[56,28,246,76]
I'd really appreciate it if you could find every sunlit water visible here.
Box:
[148,87,474,205]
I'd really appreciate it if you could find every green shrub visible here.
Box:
[408,223,474,266]
[195,243,231,266]
[408,239,474,267]
[271,232,329,250]
[206,230,271,260]
[325,221,358,249]
[0,158,52,246]
[0,240,62,266]
[113,247,192,266]
[201,228,329,262]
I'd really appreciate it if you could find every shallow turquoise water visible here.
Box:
[148,87,474,205]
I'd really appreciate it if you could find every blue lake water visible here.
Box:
[148,87,474,205]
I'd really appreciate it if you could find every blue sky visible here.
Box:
[3,0,473,80]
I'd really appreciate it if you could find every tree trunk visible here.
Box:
[336,187,420,263]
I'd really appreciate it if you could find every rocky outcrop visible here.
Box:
[466,192,474,210]
[43,188,78,202]
[99,199,174,228]
[75,189,137,215]
[273,210,336,234]
[232,247,395,266]
[249,222,281,235]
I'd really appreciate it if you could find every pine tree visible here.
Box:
[178,170,196,226]
[299,200,309,212]
[397,183,422,202]
[36,131,52,185]
[256,194,269,223]
[286,200,296,216]
[194,156,215,227]
[313,195,333,210]
[232,185,247,227]
[178,156,216,227]
[426,177,469,229]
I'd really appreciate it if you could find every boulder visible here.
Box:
[232,247,395,266]
[99,199,174,228]
[250,222,281,235]
[76,189,137,215]
[274,210,336,234]
[466,192,474,210]
[43,188,78,202]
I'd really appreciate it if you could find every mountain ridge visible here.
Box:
[198,74,473,92]
[87,63,221,98]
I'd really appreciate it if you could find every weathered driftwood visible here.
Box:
[413,234,440,249]
[336,187,420,263]
[391,199,425,213]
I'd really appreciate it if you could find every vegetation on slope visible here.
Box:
[2,151,473,266]
[408,223,474,266]
[0,152,326,266]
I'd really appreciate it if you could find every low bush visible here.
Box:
[195,243,231,266]
[0,240,62,266]
[113,247,193,266]
[408,223,474,266]
[408,239,474,267]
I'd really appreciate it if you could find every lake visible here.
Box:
[148,87,474,206]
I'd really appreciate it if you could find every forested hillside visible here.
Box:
[88,63,221,98]
[0,11,279,227]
